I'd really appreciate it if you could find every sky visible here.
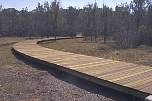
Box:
[0,0,132,11]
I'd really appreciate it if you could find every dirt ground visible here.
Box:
[40,38,152,67]
[0,37,136,101]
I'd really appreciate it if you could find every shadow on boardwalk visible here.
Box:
[12,49,145,101]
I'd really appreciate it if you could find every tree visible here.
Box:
[0,0,152,49]
[144,4,152,45]
[131,0,150,30]
[82,3,98,41]
[51,0,60,40]
[91,2,98,41]
[0,5,2,36]
[64,6,79,37]
[103,5,108,43]
[82,4,92,40]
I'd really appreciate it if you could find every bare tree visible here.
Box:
[51,0,60,40]
[131,0,150,30]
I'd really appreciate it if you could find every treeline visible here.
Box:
[0,0,152,48]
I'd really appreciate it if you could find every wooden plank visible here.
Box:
[74,62,128,74]
[99,65,150,81]
[47,58,103,67]
[110,67,152,82]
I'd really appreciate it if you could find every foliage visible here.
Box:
[0,0,152,48]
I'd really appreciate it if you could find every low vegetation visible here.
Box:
[0,37,25,66]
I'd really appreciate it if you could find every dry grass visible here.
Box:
[0,37,25,67]
[40,38,152,66]
[0,37,42,67]
[0,37,43,100]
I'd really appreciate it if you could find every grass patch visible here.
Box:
[0,37,43,100]
[0,37,25,67]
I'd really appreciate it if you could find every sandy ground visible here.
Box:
[0,37,136,101]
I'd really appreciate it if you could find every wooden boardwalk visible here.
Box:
[12,38,152,100]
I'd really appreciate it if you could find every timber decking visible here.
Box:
[12,38,152,99]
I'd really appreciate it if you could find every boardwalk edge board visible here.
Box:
[12,37,152,100]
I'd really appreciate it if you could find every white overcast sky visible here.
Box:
[0,0,132,10]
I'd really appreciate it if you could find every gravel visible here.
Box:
[0,59,133,101]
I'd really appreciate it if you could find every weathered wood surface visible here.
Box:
[12,38,152,98]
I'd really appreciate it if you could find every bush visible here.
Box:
[139,26,152,46]
[114,30,142,48]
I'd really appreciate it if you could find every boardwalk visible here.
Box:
[12,38,152,100]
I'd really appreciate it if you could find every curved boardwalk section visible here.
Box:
[12,38,152,100]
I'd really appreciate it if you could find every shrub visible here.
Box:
[114,30,142,48]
